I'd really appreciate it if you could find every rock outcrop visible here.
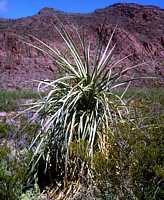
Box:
[0,3,164,89]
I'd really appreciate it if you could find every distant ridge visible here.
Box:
[0,3,163,89]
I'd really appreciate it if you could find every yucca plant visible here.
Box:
[23,23,149,187]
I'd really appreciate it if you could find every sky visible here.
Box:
[0,0,164,19]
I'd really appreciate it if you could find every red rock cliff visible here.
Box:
[0,3,164,89]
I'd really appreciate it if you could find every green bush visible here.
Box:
[0,123,8,138]
[92,105,164,200]
[0,144,34,200]
[0,118,36,200]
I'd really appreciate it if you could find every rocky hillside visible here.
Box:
[0,3,164,89]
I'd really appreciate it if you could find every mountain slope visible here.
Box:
[0,3,164,89]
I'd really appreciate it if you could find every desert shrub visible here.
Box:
[0,143,32,200]
[0,115,39,200]
[129,116,164,199]
[92,103,164,200]
[23,23,143,189]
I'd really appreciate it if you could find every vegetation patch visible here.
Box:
[0,23,163,200]
[0,90,40,112]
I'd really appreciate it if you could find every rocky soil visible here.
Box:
[0,3,164,90]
